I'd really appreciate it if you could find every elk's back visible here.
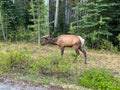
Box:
[56,35,80,47]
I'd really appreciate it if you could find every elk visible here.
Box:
[41,34,87,64]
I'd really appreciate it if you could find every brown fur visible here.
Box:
[41,34,87,64]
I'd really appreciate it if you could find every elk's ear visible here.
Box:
[42,34,50,39]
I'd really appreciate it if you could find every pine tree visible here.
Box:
[29,0,48,44]
[71,0,120,49]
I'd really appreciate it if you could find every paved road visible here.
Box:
[0,78,48,90]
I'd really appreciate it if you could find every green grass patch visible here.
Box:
[29,54,74,77]
[77,68,120,90]
[0,49,33,73]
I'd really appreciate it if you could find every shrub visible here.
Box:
[49,54,72,75]
[0,52,9,73]
[28,55,51,75]
[77,69,120,90]
[100,39,118,53]
[6,49,33,73]
[29,54,73,77]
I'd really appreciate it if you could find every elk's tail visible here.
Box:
[78,36,85,47]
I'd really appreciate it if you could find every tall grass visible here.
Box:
[29,54,74,77]
[0,49,33,73]
[0,45,77,77]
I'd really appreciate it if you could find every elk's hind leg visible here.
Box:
[79,47,87,64]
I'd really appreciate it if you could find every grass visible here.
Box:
[0,42,120,90]
[77,68,120,90]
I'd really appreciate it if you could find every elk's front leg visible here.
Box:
[60,47,64,56]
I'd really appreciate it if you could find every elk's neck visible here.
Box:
[50,38,58,45]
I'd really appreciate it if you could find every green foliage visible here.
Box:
[77,69,120,90]
[0,43,120,88]
[117,34,120,42]
[7,50,32,71]
[49,54,73,76]
[0,0,119,52]
[0,52,9,73]
[87,31,99,49]
[0,0,28,40]
[0,44,74,77]
[28,54,51,75]
[117,34,120,50]
[0,45,34,73]
[29,54,73,77]
[28,0,49,38]
[99,15,104,26]
[0,49,32,73]
[69,23,76,34]
[71,0,120,51]
[100,39,118,53]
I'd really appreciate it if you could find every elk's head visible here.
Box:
[41,35,52,45]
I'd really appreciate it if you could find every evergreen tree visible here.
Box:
[0,0,29,41]
[71,0,120,49]
[29,0,48,44]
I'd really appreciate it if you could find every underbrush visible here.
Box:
[77,69,120,90]
[28,54,74,77]
[0,49,33,73]
[0,47,76,78]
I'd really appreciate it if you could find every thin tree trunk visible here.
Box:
[37,1,40,45]
[31,0,36,25]
[75,5,79,34]
[45,0,49,34]
[64,0,67,33]
[0,10,6,41]
[5,15,8,41]
[64,0,71,33]
[38,15,40,45]
[12,0,15,3]
[54,0,59,31]
[49,0,54,36]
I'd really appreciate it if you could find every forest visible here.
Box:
[0,0,120,90]
[0,0,120,50]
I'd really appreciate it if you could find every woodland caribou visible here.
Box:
[41,34,87,64]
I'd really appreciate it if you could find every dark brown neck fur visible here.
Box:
[49,38,58,45]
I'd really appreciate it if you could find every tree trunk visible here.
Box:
[31,0,36,25]
[54,0,59,31]
[44,0,49,34]
[12,0,15,3]
[0,9,6,41]
[49,0,55,36]
[64,0,71,33]
[37,1,40,45]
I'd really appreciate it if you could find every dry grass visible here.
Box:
[0,42,120,75]
[0,42,120,76]
[86,50,120,76]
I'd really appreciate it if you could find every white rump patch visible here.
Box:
[78,36,85,47]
